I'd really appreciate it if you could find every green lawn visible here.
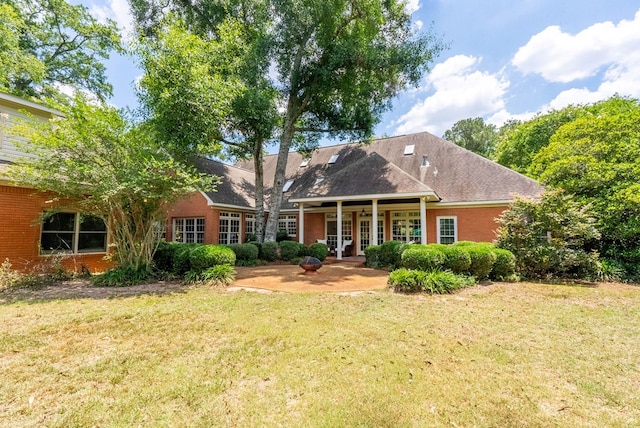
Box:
[1,282,639,427]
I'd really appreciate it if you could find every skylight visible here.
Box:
[300,158,310,167]
[328,154,339,164]
[283,179,294,192]
[314,177,325,185]
[404,144,415,155]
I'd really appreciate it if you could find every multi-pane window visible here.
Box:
[219,212,241,244]
[40,212,107,254]
[173,218,205,243]
[326,213,352,249]
[391,212,421,243]
[278,215,297,237]
[245,213,255,241]
[437,216,457,244]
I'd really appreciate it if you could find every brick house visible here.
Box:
[0,92,111,273]
[166,132,543,258]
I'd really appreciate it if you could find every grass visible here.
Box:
[1,282,640,427]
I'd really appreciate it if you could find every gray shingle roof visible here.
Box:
[215,131,543,209]
[194,158,256,209]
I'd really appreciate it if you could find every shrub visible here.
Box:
[185,264,236,286]
[276,230,290,242]
[378,241,406,269]
[153,241,182,272]
[490,248,517,280]
[440,245,472,273]
[93,265,151,287]
[400,245,446,271]
[260,241,278,262]
[227,243,259,266]
[172,243,199,275]
[279,240,303,261]
[308,242,329,261]
[389,268,475,294]
[189,245,236,274]
[364,245,381,268]
[464,244,497,280]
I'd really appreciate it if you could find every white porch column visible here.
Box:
[420,197,427,244]
[298,203,305,244]
[372,199,379,246]
[337,201,343,260]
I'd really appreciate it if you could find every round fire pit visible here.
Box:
[299,256,322,274]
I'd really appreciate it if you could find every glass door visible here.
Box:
[358,219,371,255]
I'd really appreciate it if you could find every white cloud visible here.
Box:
[513,9,640,83]
[87,0,135,42]
[394,55,509,136]
[404,0,421,15]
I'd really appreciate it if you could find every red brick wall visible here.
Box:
[304,212,325,245]
[426,206,508,244]
[0,185,112,273]
[165,192,220,243]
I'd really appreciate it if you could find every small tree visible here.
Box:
[442,117,497,158]
[9,96,215,275]
[495,190,601,279]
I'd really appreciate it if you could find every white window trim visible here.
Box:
[219,212,241,244]
[277,214,297,237]
[437,216,458,244]
[391,211,421,243]
[173,217,205,244]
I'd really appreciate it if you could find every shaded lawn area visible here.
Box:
[1,282,639,427]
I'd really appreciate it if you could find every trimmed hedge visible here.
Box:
[189,245,236,274]
[153,241,182,273]
[260,241,278,262]
[462,244,497,280]
[389,269,475,294]
[401,245,445,270]
[490,248,517,280]
[279,240,304,261]
[440,245,472,273]
[308,242,329,261]
[378,241,406,269]
[227,243,259,266]
[364,245,381,268]
[172,243,199,275]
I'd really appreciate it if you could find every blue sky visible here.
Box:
[82,0,640,139]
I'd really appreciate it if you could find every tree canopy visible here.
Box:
[132,0,445,241]
[9,97,215,273]
[0,0,122,102]
[442,117,497,158]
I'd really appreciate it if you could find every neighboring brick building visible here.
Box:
[168,132,543,258]
[0,92,111,273]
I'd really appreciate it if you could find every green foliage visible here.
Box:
[0,0,122,102]
[227,243,259,266]
[496,190,601,279]
[364,245,381,268]
[389,269,475,294]
[185,264,236,286]
[400,245,446,271]
[93,265,152,287]
[8,97,216,274]
[442,117,498,158]
[260,241,278,262]
[530,96,640,279]
[439,245,472,274]
[153,241,182,272]
[171,243,198,275]
[456,243,497,280]
[308,243,328,261]
[189,245,236,274]
[378,241,406,269]
[276,230,291,243]
[279,240,304,261]
[490,248,517,280]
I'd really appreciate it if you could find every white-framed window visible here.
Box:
[173,218,205,243]
[391,211,421,243]
[245,213,255,240]
[437,216,457,244]
[359,211,385,244]
[326,213,352,249]
[278,215,297,237]
[219,212,240,244]
[40,212,107,254]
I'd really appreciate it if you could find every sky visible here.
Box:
[80,0,640,140]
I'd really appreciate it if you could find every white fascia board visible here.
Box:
[289,191,440,204]
[200,191,255,211]
[426,200,511,208]
[0,92,62,117]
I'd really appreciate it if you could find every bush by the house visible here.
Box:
[260,241,278,262]
[185,264,236,286]
[400,245,445,271]
[279,240,303,261]
[389,268,475,294]
[490,248,517,280]
[378,240,406,269]
[364,245,381,268]
[93,265,151,287]
[456,242,496,280]
[189,245,236,274]
[153,241,182,272]
[227,243,259,266]
[308,242,329,261]
[439,245,472,273]
[276,230,290,242]
[172,243,199,275]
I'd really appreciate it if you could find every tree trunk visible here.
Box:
[253,140,266,243]
[264,109,297,242]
